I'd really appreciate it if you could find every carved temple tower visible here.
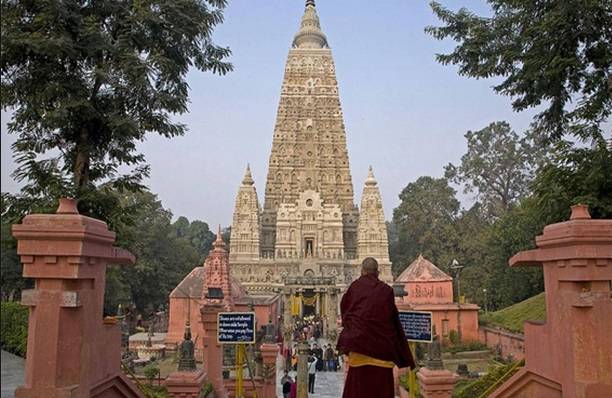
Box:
[357,167,392,280]
[229,166,261,263]
[229,0,392,303]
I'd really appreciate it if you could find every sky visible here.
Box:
[1,0,557,228]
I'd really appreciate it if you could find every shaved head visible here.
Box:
[361,257,379,277]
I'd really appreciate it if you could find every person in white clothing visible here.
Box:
[308,355,318,394]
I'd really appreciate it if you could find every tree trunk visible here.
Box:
[74,128,90,196]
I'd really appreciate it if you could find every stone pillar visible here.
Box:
[13,198,143,398]
[296,341,309,398]
[201,303,227,398]
[417,368,459,398]
[166,372,207,398]
[417,333,458,398]
[260,343,280,398]
[327,287,338,342]
[489,205,612,398]
[283,288,293,340]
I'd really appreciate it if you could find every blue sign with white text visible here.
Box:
[399,311,433,343]
[217,312,256,344]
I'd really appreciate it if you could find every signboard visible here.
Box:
[217,312,256,344]
[398,310,433,343]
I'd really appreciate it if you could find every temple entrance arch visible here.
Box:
[281,276,341,341]
[302,288,317,317]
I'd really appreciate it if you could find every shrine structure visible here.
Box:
[395,255,479,342]
[166,228,280,355]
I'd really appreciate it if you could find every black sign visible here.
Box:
[398,311,433,343]
[217,312,256,344]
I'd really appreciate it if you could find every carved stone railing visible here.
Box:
[282,276,336,286]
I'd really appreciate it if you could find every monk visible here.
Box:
[338,257,415,398]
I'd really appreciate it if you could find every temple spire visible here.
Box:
[293,0,328,48]
[213,224,225,250]
[242,164,254,186]
[365,165,378,186]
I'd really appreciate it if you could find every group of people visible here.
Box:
[291,315,324,342]
[281,319,342,397]
[281,257,416,397]
[280,349,332,398]
[287,342,340,373]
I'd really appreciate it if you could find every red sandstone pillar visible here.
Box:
[12,198,143,398]
[201,303,227,398]
[166,371,207,398]
[489,205,612,398]
[260,343,279,398]
[417,368,459,398]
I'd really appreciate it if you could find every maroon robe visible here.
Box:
[338,274,415,398]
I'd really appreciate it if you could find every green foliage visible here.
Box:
[1,195,30,300]
[1,0,232,199]
[427,1,611,142]
[445,122,542,217]
[143,364,160,383]
[532,139,612,222]
[0,301,28,357]
[200,383,214,397]
[473,198,545,310]
[444,340,488,354]
[398,372,420,395]
[480,293,546,333]
[102,190,213,314]
[171,217,215,263]
[2,187,216,316]
[390,176,460,274]
[390,175,545,310]
[453,360,524,398]
[448,329,459,345]
[139,384,168,398]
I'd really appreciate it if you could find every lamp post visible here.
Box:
[450,259,464,302]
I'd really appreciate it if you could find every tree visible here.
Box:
[1,0,232,200]
[391,177,460,275]
[1,195,27,301]
[444,121,541,217]
[171,217,215,263]
[479,198,545,309]
[532,139,612,222]
[427,1,611,141]
[103,190,201,313]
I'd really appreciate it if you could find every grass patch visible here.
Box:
[480,293,546,333]
[453,360,523,398]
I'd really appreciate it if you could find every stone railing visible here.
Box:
[282,276,336,285]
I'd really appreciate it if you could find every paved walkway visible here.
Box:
[1,350,25,398]
[275,338,345,397]
[276,367,344,398]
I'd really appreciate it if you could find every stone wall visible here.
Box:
[479,326,525,361]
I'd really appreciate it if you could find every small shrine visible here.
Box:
[395,255,479,342]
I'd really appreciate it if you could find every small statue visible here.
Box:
[178,320,197,371]
[426,327,444,370]
[145,323,154,348]
[263,321,276,344]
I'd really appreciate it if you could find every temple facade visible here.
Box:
[229,1,392,313]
